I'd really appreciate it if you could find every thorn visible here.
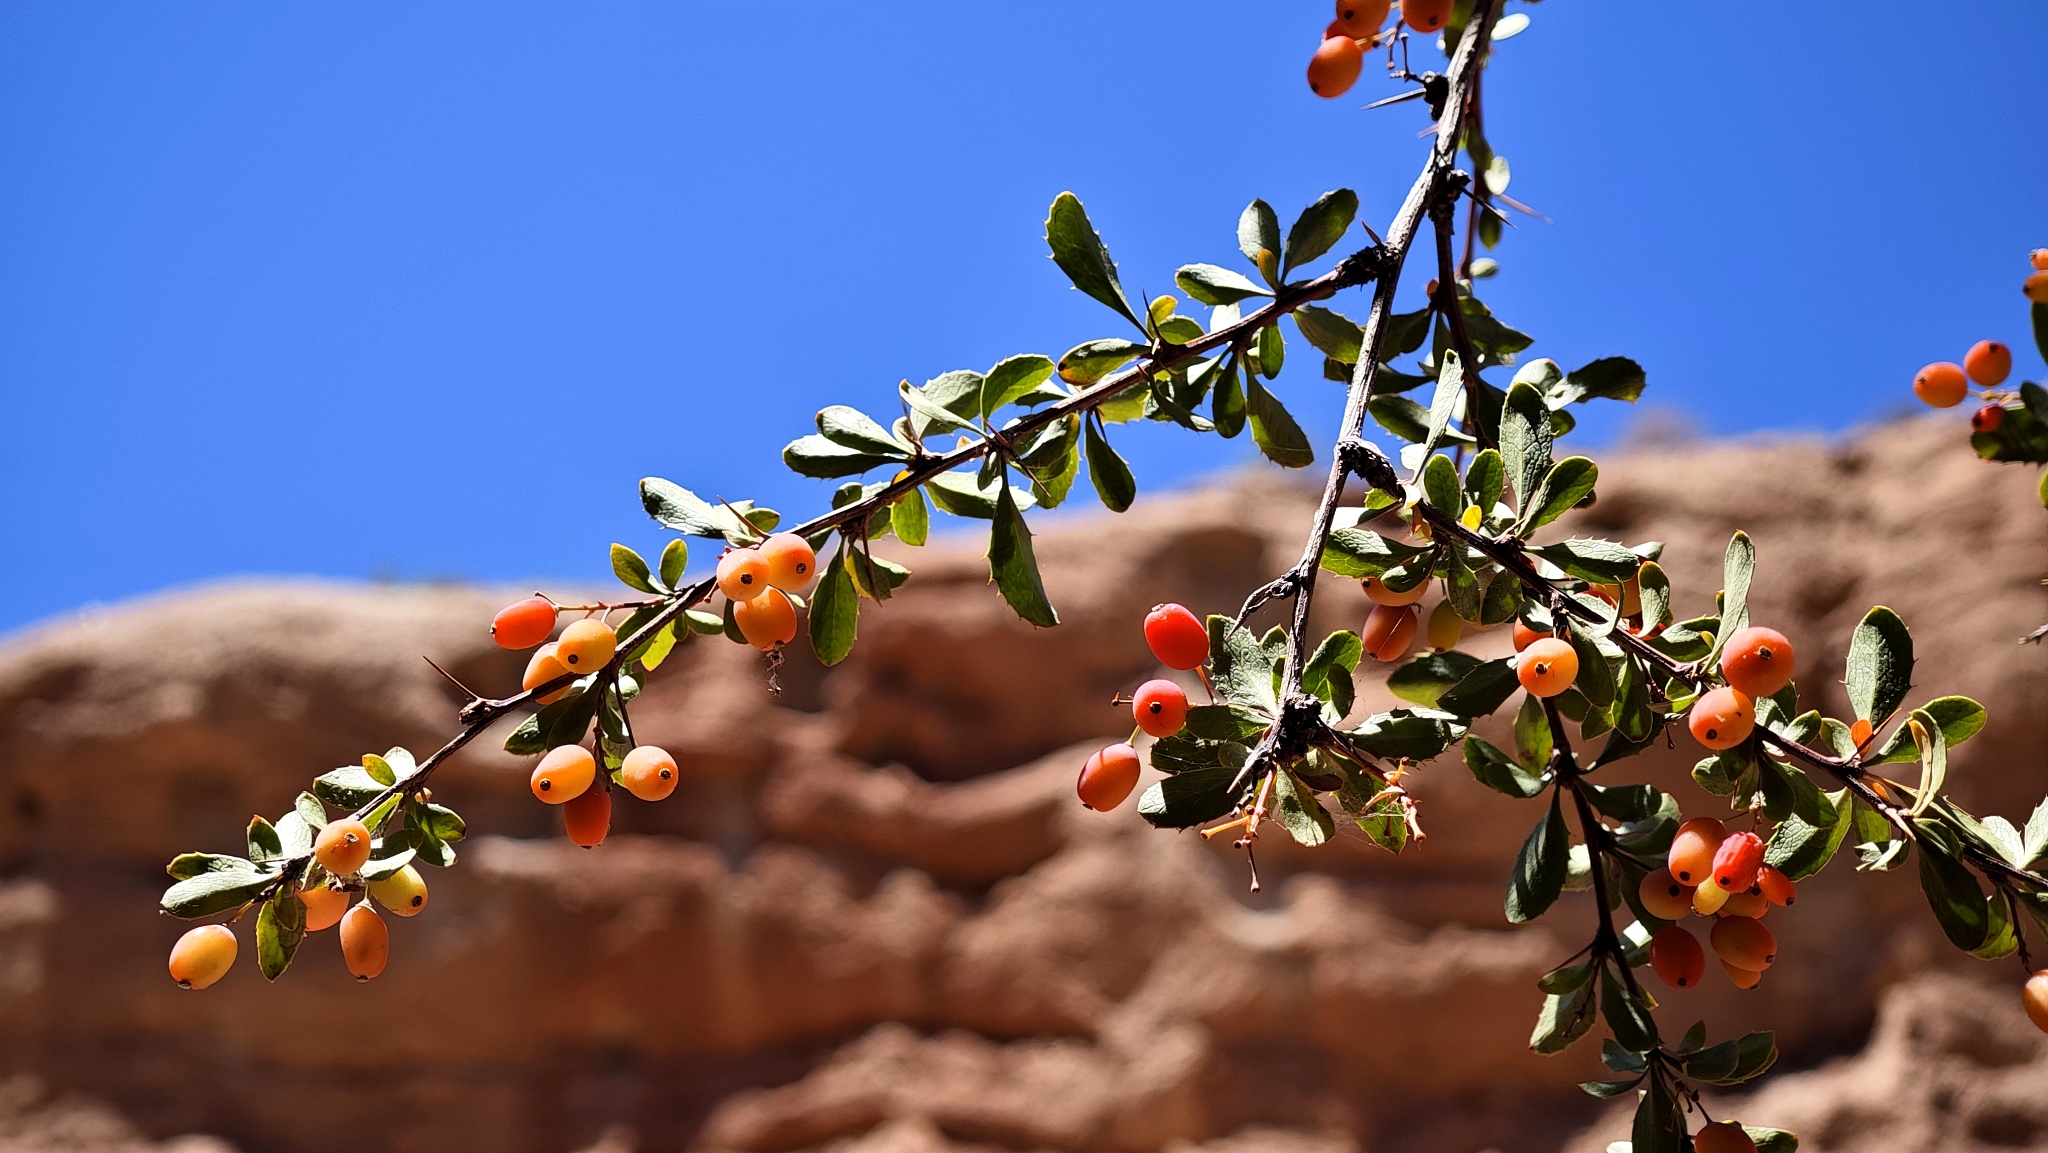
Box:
[422,656,482,702]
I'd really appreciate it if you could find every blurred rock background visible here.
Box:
[1,417,2044,1153]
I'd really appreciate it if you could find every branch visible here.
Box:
[1545,694,1644,998]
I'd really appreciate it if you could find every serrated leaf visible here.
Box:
[1292,304,1364,363]
[1047,192,1140,329]
[1869,695,1982,764]
[1530,982,1596,1054]
[984,483,1057,627]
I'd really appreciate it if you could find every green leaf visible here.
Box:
[1505,791,1569,923]
[1273,771,1336,847]
[1747,1128,1800,1153]
[1318,529,1435,579]
[1530,982,1596,1054]
[162,862,278,919]
[1292,304,1364,363]
[1517,457,1599,533]
[782,434,902,479]
[1057,339,1142,387]
[658,539,688,588]
[1865,695,1984,765]
[987,484,1057,628]
[313,765,388,810]
[247,815,282,863]
[1238,199,1282,286]
[1138,765,1240,829]
[818,405,910,456]
[887,487,929,547]
[1438,657,1522,718]
[1246,379,1313,468]
[1499,380,1553,510]
[640,478,754,541]
[1046,191,1140,329]
[1629,1074,1682,1153]
[359,846,416,881]
[1531,539,1642,585]
[1708,531,1757,665]
[1582,782,1666,822]
[1602,964,1662,1054]
[274,811,314,857]
[1388,650,1482,708]
[1544,357,1647,407]
[1082,417,1137,513]
[1915,819,1989,951]
[1350,708,1466,762]
[924,470,1036,520]
[1210,615,1277,712]
[1563,623,1616,709]
[1418,353,1467,467]
[1847,607,1914,725]
[1464,735,1547,798]
[902,370,985,437]
[1211,356,1246,438]
[1281,189,1357,279]
[1513,694,1552,771]
[256,891,306,981]
[981,354,1057,418]
[808,549,859,666]
[610,543,659,593]
[1303,630,1363,721]
[1183,704,1271,741]
[294,792,327,830]
[1256,322,1285,378]
[1175,263,1270,306]
[1636,561,1671,630]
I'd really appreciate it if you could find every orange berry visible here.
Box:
[338,903,389,981]
[1722,959,1763,990]
[1719,626,1794,698]
[1516,637,1578,698]
[2027,272,2048,304]
[1692,874,1733,916]
[1912,361,1968,408]
[167,924,238,990]
[369,864,429,917]
[1511,620,1550,652]
[1331,0,1390,38]
[1713,830,1766,893]
[759,533,818,592]
[1425,601,1463,651]
[1667,818,1727,886]
[1719,888,1769,919]
[556,619,616,674]
[313,818,372,877]
[1133,679,1190,738]
[1650,925,1706,989]
[1755,864,1796,907]
[1400,0,1451,32]
[523,644,573,705]
[1638,868,1695,921]
[2024,971,2048,1033]
[620,745,679,802]
[1145,603,1210,670]
[1362,575,1428,606]
[1850,718,1874,748]
[716,549,771,601]
[1077,743,1142,812]
[300,884,349,932]
[2032,250,2048,272]
[733,587,798,650]
[1694,1120,1757,1153]
[1710,914,1777,971]
[491,596,557,650]
[1307,34,1364,99]
[563,784,611,848]
[1688,686,1756,751]
[1965,340,2012,386]
[1974,404,2006,434]
[1361,604,1419,663]
[531,745,596,805]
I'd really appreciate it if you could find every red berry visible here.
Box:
[1713,831,1766,893]
[1307,34,1363,99]
[1710,915,1777,971]
[1694,1121,1758,1153]
[1913,362,1968,408]
[1331,0,1390,39]
[1965,340,2012,386]
[1361,604,1418,662]
[1755,864,1796,907]
[1077,744,1142,811]
[1516,638,1578,697]
[563,784,611,848]
[1974,404,2006,434]
[1132,679,1190,738]
[491,596,557,650]
[1400,0,1451,32]
[1650,925,1706,989]
[1719,626,1795,698]
[1144,604,1210,670]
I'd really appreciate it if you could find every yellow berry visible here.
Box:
[167,924,238,990]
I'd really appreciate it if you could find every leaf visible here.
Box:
[1636,561,1672,630]
[1303,631,1364,721]
[1505,791,1569,923]
[1464,735,1548,798]
[1237,199,1282,286]
[1183,704,1272,741]
[1175,263,1270,306]
[247,815,282,863]
[1847,607,1914,725]
[640,478,753,541]
[255,891,307,982]
[1629,1075,1682,1153]
[1387,650,1482,708]
[884,486,929,547]
[987,484,1058,628]
[1544,357,1647,407]
[1418,353,1467,467]
[1057,339,1142,388]
[1708,531,1757,665]
[359,846,416,881]
[1869,696,1987,763]
[313,765,388,810]
[1747,1128,1800,1153]
[162,863,278,919]
[901,370,985,437]
[981,354,1057,418]
[1564,623,1616,709]
[654,539,688,589]
[1292,304,1364,363]
[1211,356,1247,438]
[1906,708,1947,819]
[1046,192,1140,329]
[2025,798,2048,866]
[1915,818,1990,952]
[1138,765,1240,829]
[274,811,314,857]
[1246,380,1313,468]
[1531,539,1643,585]
[1602,964,1662,1053]
[1582,782,1666,822]
[1349,708,1466,763]
[1513,694,1552,771]
[1318,529,1434,579]
[1256,323,1285,378]
[1282,189,1358,279]
[1210,616,1277,712]
[1530,983,1596,1054]
[925,470,1036,520]
[1517,457,1599,533]
[1499,380,1554,510]
[808,549,859,666]
[1082,417,1137,513]
[1273,771,1336,847]
[1438,658,1522,718]
[782,434,902,479]
[818,405,910,456]
[610,543,659,593]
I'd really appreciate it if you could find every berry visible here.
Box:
[1307,34,1363,99]
[1719,888,1769,919]
[563,784,611,848]
[1912,361,1968,409]
[716,549,771,601]
[759,533,818,592]
[1511,619,1550,652]
[620,745,679,802]
[1974,404,2006,434]
[1965,339,2012,386]
[491,596,557,650]
[1722,960,1763,990]
[339,903,389,981]
[1361,604,1418,663]
[1691,875,1732,916]
[1713,830,1766,893]
[369,864,429,917]
[2033,250,2048,272]
[1133,679,1190,738]
[314,818,372,877]
[1425,601,1463,651]
[1755,864,1797,907]
[2024,970,2048,1033]
[523,644,573,705]
[2027,272,2048,304]
[1516,638,1578,698]
[1638,868,1695,921]
[1688,686,1756,751]
[1719,626,1794,698]
[1667,818,1727,886]
[1849,718,1874,748]
[1694,1121,1757,1153]
[1400,0,1451,32]
[1077,743,1142,811]
[556,619,617,673]
[300,884,349,932]
[1710,914,1777,971]
[733,587,798,650]
[1145,604,1210,670]
[167,925,237,990]
[1331,0,1390,38]
[531,745,596,805]
[1361,575,1427,607]
[1649,925,1705,989]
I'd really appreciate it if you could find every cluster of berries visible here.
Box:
[1641,816,1795,991]
[1306,0,1454,101]
[1075,604,1208,812]
[713,533,817,649]
[1913,339,2016,432]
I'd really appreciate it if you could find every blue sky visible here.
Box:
[4,2,2045,635]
